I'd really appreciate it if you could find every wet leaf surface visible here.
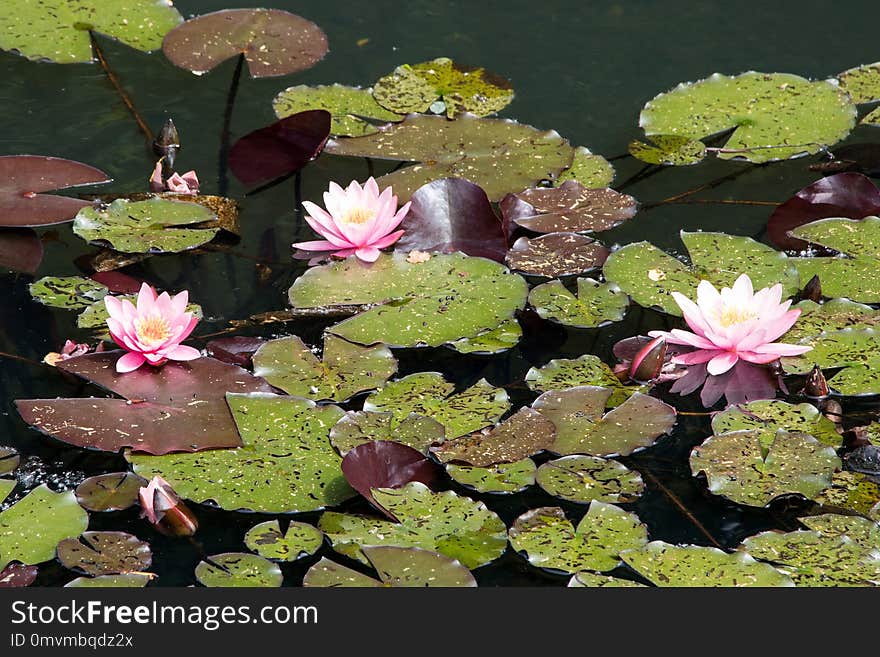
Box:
[501,182,637,234]
[0,563,38,588]
[244,520,323,562]
[75,472,145,512]
[555,146,614,188]
[29,275,107,309]
[195,553,282,588]
[711,400,842,448]
[273,84,403,137]
[628,135,706,166]
[528,278,628,328]
[65,573,151,588]
[525,355,644,407]
[329,410,445,455]
[304,546,476,587]
[57,531,151,576]
[0,448,19,477]
[446,458,536,495]
[505,233,609,278]
[536,455,644,504]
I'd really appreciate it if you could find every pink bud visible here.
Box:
[629,336,667,382]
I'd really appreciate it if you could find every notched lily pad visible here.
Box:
[555,147,614,189]
[304,546,477,587]
[711,400,842,448]
[195,553,282,588]
[525,354,643,407]
[536,455,644,504]
[273,84,403,137]
[29,276,107,309]
[447,458,537,494]
[568,571,646,587]
[330,410,445,455]
[628,135,706,166]
[75,472,146,512]
[814,470,880,520]
[506,233,609,278]
[528,278,628,328]
[57,531,151,577]
[244,520,323,562]
[65,573,151,588]
[837,62,880,104]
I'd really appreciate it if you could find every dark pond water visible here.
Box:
[2,0,879,586]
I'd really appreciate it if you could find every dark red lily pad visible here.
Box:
[162,8,328,78]
[505,232,608,278]
[500,181,637,234]
[0,229,43,274]
[767,173,880,251]
[89,271,144,294]
[15,353,274,454]
[0,156,109,227]
[0,563,38,588]
[341,441,442,521]
[395,178,508,261]
[229,110,331,186]
[206,336,267,368]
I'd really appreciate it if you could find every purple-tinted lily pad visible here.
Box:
[57,531,152,577]
[501,181,637,234]
[206,336,266,368]
[162,8,328,78]
[0,229,43,274]
[229,110,331,186]
[15,353,275,454]
[395,178,507,261]
[0,563,38,588]
[505,232,608,278]
[0,156,109,227]
[341,441,442,520]
[89,271,144,294]
[75,472,146,512]
[768,173,880,251]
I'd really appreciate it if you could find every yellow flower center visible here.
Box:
[341,207,374,225]
[135,315,172,345]
[718,306,757,328]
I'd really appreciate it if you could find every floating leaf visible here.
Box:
[305,546,476,587]
[65,573,151,588]
[628,135,706,166]
[640,72,856,163]
[0,448,19,477]
[536,455,644,504]
[431,408,556,466]
[781,328,880,395]
[532,386,676,457]
[501,182,637,234]
[814,471,880,520]
[603,231,799,315]
[372,57,514,119]
[325,114,573,202]
[57,532,151,577]
[621,542,793,587]
[568,571,646,587]
[195,553,282,588]
[800,513,880,549]
[0,0,182,63]
[252,335,396,402]
[131,393,353,513]
[229,110,331,186]
[0,229,43,274]
[711,400,841,448]
[273,84,403,137]
[363,372,509,439]
[0,563,38,588]
[303,558,382,587]
[528,278,628,328]
[17,353,275,454]
[29,276,107,309]
[319,482,507,569]
[162,8,327,77]
[782,298,880,343]
[244,520,323,562]
[690,430,840,507]
[206,336,266,368]
[555,147,614,188]
[447,319,522,355]
[837,62,880,103]
[447,458,536,495]
[525,355,643,407]
[505,233,608,278]
[508,503,648,574]
[0,483,89,570]
[75,472,145,512]
[329,411,445,455]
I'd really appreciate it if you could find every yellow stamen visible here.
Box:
[135,315,172,345]
[718,306,756,328]
[341,207,373,225]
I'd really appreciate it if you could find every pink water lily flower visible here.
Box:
[292,177,411,263]
[649,274,811,376]
[138,476,198,537]
[105,283,200,373]
[149,161,199,195]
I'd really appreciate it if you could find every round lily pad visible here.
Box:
[0,0,182,63]
[621,541,793,587]
[711,400,842,448]
[508,503,648,574]
[690,430,840,507]
[528,278,628,328]
[782,298,880,344]
[65,574,151,588]
[330,411,445,456]
[288,252,528,349]
[837,62,880,103]
[372,57,514,119]
[73,198,219,254]
[448,319,522,355]
[567,572,646,587]
[319,482,507,569]
[195,553,282,588]
[640,72,856,163]
[525,354,644,407]
[29,276,107,309]
[303,558,382,587]
[273,84,403,137]
[252,335,397,402]
[0,563,38,588]
[130,393,354,513]
[780,328,880,395]
[555,146,615,188]
[814,471,880,520]
[304,546,477,587]
[536,455,644,504]
[244,520,323,562]
[628,135,707,166]
[800,513,880,548]
[162,8,327,78]
[0,448,19,477]
[57,531,151,577]
[75,472,146,513]
[447,458,537,495]
[506,233,609,278]
[502,182,637,234]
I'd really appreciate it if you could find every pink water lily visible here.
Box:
[138,476,198,537]
[649,274,811,376]
[105,283,200,373]
[292,177,410,263]
[149,161,199,195]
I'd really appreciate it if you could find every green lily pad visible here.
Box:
[603,231,799,316]
[0,448,19,477]
[628,135,707,166]
[302,558,382,587]
[448,319,522,355]
[837,62,880,103]
[363,372,509,440]
[29,276,107,309]
[273,84,403,137]
[689,430,840,507]
[528,278,628,328]
[532,386,676,457]
[621,541,793,587]
[372,57,514,119]
[800,513,880,549]
[0,0,182,63]
[195,553,282,588]
[525,355,643,407]
[711,400,842,448]
[330,411,445,456]
[447,458,537,495]
[73,198,219,254]
[568,571,646,587]
[244,520,323,562]
[288,253,528,348]
[252,335,396,402]
[0,483,89,570]
[640,72,856,163]
[304,546,477,587]
[431,408,556,466]
[781,328,880,395]
[814,471,880,520]
[57,531,151,576]
[65,573,152,588]
[75,472,145,513]
[130,393,354,513]
[325,114,573,202]
[860,107,880,127]
[508,503,648,574]
[536,455,644,504]
[555,146,615,188]
[319,482,507,569]
[782,298,880,343]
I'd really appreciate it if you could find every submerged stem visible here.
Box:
[641,469,724,549]
[218,53,246,197]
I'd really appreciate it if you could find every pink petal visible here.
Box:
[355,246,381,262]
[730,274,753,302]
[369,229,405,250]
[756,309,802,343]
[673,350,720,365]
[136,283,157,314]
[164,345,201,361]
[751,342,813,356]
[149,161,164,192]
[671,292,711,338]
[116,351,147,373]
[738,351,783,364]
[169,290,189,317]
[292,239,347,252]
[668,328,718,350]
[707,351,739,375]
